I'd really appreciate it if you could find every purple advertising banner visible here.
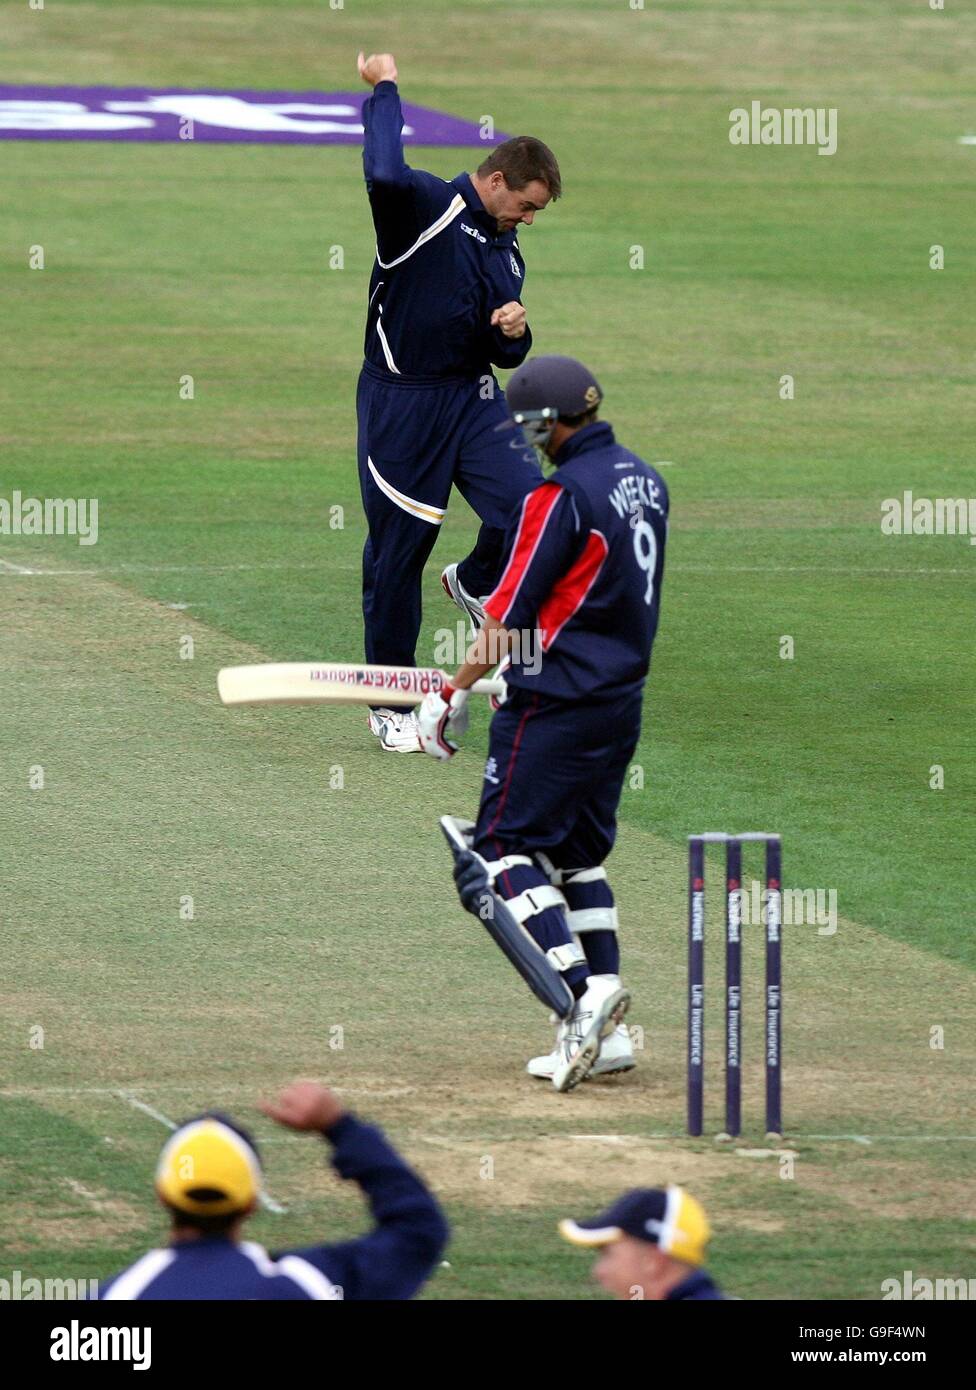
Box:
[0,85,505,145]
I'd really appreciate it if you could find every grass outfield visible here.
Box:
[1,0,975,1299]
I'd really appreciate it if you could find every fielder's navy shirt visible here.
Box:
[361,81,531,380]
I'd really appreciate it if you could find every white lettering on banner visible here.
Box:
[106,97,370,134]
[0,95,416,138]
[0,100,153,131]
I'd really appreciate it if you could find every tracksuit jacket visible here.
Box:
[361,80,532,381]
[97,1114,448,1300]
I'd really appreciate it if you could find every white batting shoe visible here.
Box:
[527,1023,635,1081]
[441,563,487,632]
[550,975,631,1093]
[367,708,422,753]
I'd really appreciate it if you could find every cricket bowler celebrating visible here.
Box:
[416,356,669,1091]
[356,51,560,752]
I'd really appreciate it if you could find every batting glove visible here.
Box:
[417,684,470,760]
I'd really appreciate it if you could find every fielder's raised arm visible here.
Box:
[96,1081,448,1300]
[358,52,447,267]
[260,1081,449,1301]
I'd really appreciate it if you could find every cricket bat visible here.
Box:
[217,662,507,708]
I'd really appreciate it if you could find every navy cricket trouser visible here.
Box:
[357,364,541,670]
[472,687,643,995]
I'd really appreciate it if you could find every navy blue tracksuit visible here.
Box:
[474,422,669,994]
[358,81,541,668]
[97,1114,447,1300]
[668,1270,726,1300]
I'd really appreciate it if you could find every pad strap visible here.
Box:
[534,851,558,881]
[506,883,568,925]
[568,905,619,935]
[563,867,608,885]
[546,941,588,973]
[483,854,534,878]
[536,859,609,888]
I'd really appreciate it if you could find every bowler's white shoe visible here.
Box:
[527,1023,635,1081]
[367,708,422,753]
[441,563,487,632]
[550,975,631,1093]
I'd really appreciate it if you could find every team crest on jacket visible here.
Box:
[510,253,522,278]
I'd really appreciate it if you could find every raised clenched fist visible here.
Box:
[357,52,398,87]
[491,301,527,339]
[260,1080,346,1133]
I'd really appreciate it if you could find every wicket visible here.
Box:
[687,832,782,1140]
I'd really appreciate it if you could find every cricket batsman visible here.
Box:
[356,51,560,752]
[416,356,669,1091]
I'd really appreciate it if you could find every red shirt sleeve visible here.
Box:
[484,482,583,629]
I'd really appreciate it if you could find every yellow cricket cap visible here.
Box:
[155,1116,262,1217]
[559,1185,711,1267]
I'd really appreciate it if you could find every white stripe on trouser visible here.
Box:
[366,457,446,525]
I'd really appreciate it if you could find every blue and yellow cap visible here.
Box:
[155,1114,262,1218]
[559,1186,710,1267]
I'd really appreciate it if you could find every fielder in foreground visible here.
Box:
[96,1081,447,1300]
[559,1186,725,1300]
[417,355,669,1090]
